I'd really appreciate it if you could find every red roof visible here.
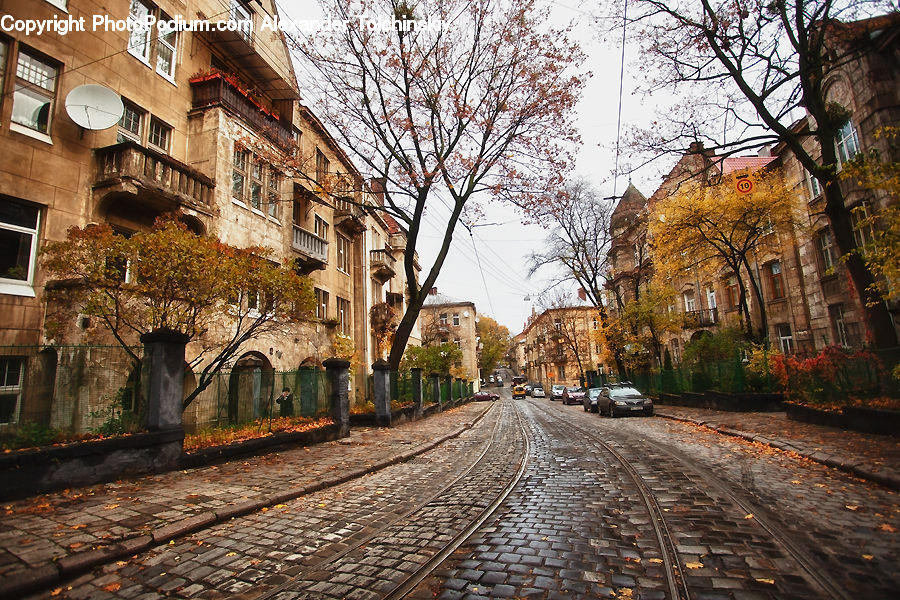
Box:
[718,156,776,174]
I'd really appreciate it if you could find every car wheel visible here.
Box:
[591,405,598,414]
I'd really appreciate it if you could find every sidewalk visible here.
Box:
[655,405,900,491]
[0,402,494,599]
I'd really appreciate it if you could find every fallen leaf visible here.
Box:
[69,542,84,550]
[649,558,663,564]
[50,589,62,596]
[104,504,119,510]
[744,514,754,519]
[71,524,87,530]
[791,480,801,485]
[116,561,127,566]
[755,578,775,585]
[878,523,895,533]
[103,583,121,592]
[261,507,269,512]
[226,552,237,557]
[274,504,286,509]
[862,554,874,560]
[685,562,704,569]
[845,505,859,511]
[614,588,633,598]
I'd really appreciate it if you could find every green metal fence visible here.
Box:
[629,355,775,396]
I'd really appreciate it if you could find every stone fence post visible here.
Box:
[323,357,350,438]
[430,373,442,412]
[372,360,392,427]
[411,368,423,417]
[140,329,189,432]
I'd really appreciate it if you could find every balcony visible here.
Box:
[93,141,215,214]
[292,225,328,273]
[190,73,293,150]
[370,249,396,282]
[334,198,367,234]
[683,308,719,329]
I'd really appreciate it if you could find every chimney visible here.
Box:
[429,287,437,295]
[758,145,772,157]
[577,288,587,301]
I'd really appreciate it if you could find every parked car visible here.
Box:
[512,385,527,399]
[473,390,500,402]
[496,377,504,387]
[550,384,566,401]
[596,385,654,417]
[562,386,586,405]
[583,387,602,412]
[531,385,546,398]
[523,384,533,396]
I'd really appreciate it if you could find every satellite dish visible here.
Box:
[463,311,470,318]
[65,85,124,130]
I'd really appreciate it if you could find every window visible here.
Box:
[452,313,460,326]
[155,13,177,79]
[767,261,785,300]
[671,338,681,364]
[267,170,280,219]
[249,160,263,211]
[337,297,350,334]
[725,276,739,309]
[45,0,68,9]
[592,317,599,330]
[776,324,794,354]
[292,127,302,157]
[0,40,7,102]
[117,101,144,143]
[835,120,860,166]
[0,199,40,294]
[805,169,822,200]
[829,304,849,347]
[336,234,350,273]
[0,357,24,425]
[315,148,329,184]
[850,203,875,250]
[554,319,562,332]
[683,291,696,312]
[12,48,58,135]
[706,286,717,310]
[314,288,329,319]
[439,313,448,326]
[148,117,171,152]
[232,147,249,203]
[817,229,836,274]
[127,0,153,62]
[314,214,328,239]
[230,0,253,44]
[454,339,461,349]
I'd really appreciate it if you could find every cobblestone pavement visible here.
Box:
[6,396,899,599]
[416,398,899,599]
[1,403,492,597]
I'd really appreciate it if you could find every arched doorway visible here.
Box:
[227,353,274,424]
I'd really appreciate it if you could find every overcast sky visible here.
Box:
[286,1,670,335]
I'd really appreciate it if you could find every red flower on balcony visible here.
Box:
[189,69,280,120]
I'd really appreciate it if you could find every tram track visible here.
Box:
[549,398,852,600]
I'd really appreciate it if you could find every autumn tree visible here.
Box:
[476,316,511,375]
[537,294,598,384]
[42,218,316,410]
[293,0,585,368]
[613,0,898,347]
[649,168,804,341]
[527,179,628,376]
[402,342,464,377]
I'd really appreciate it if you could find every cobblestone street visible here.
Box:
[5,393,898,599]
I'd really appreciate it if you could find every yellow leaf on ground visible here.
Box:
[649,558,663,564]
[791,480,802,485]
[104,504,119,510]
[274,504,286,508]
[226,551,236,557]
[845,505,859,511]
[103,583,121,592]
[755,578,775,585]
[878,523,896,533]
[614,589,633,599]
[685,562,704,569]
[862,554,874,560]
[50,589,62,596]
[744,514,754,519]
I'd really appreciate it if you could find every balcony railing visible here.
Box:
[190,74,293,150]
[334,197,367,234]
[292,225,328,270]
[370,248,396,282]
[683,308,719,329]
[93,141,215,209]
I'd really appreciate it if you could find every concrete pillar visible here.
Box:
[445,375,454,404]
[430,373,442,412]
[323,357,350,437]
[372,359,392,426]
[411,368,423,417]
[140,330,189,431]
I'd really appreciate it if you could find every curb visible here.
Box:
[656,411,900,492]
[0,403,494,600]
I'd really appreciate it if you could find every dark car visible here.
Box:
[550,384,566,401]
[523,384,533,396]
[561,386,586,405]
[473,390,500,402]
[583,387,602,412]
[596,385,654,417]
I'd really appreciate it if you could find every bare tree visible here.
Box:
[611,0,898,347]
[292,0,585,367]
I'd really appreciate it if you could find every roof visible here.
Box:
[718,156,777,174]
[422,292,476,309]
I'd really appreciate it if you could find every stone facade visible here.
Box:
[520,306,604,387]
[0,0,418,430]
[418,289,479,380]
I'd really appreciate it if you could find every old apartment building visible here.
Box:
[607,14,899,363]
[417,289,479,380]
[520,305,604,387]
[0,0,418,430]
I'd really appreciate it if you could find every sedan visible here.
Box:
[583,387,602,412]
[472,390,499,402]
[550,384,566,401]
[561,386,586,405]
[532,386,546,398]
[596,386,654,417]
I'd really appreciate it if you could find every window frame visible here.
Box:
[249,158,264,212]
[337,296,350,334]
[767,261,785,300]
[336,233,350,274]
[683,291,696,312]
[314,287,329,320]
[117,100,145,144]
[11,46,59,138]
[776,323,794,354]
[315,148,329,184]
[0,356,25,426]
[232,146,249,205]
[835,120,860,167]
[850,202,875,250]
[147,116,171,153]
[127,0,153,64]
[817,228,836,275]
[829,304,849,347]
[267,168,281,220]
[0,198,41,297]
[725,276,740,309]
[155,12,177,81]
[314,214,329,239]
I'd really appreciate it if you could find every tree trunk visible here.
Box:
[742,256,768,344]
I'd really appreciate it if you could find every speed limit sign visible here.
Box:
[736,177,753,194]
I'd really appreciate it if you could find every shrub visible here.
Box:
[771,346,885,404]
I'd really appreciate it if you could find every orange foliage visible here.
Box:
[183,417,333,453]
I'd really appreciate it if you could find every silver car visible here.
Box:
[532,385,546,398]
